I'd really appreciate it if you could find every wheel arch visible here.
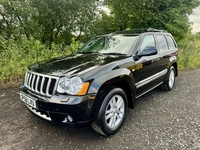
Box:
[171,62,178,76]
[88,68,136,120]
[169,55,178,76]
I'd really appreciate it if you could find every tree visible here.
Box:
[0,0,102,45]
[0,0,41,39]
[100,0,200,41]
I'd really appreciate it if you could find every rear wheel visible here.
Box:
[92,87,127,136]
[160,66,176,91]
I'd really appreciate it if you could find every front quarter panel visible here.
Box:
[88,68,134,94]
[86,67,136,119]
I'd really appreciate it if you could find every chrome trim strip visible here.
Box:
[136,69,167,89]
[26,105,51,121]
[136,82,163,99]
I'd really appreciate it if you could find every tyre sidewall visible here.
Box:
[97,87,127,135]
[166,66,175,91]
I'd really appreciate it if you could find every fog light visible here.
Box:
[62,115,73,123]
[62,117,68,123]
[67,115,73,122]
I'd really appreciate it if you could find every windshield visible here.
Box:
[78,35,138,55]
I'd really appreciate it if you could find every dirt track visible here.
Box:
[0,69,200,150]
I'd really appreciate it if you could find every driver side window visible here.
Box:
[140,35,156,50]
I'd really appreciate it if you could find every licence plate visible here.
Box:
[20,92,37,109]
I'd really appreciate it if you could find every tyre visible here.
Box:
[160,66,176,91]
[91,87,127,136]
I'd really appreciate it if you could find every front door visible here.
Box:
[132,34,166,97]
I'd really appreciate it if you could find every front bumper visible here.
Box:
[19,84,96,127]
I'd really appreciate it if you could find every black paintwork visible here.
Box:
[28,54,128,80]
[19,29,178,126]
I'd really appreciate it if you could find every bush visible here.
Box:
[178,34,200,70]
[0,37,73,82]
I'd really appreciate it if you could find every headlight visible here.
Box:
[57,76,89,95]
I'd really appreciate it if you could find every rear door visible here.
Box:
[155,34,177,75]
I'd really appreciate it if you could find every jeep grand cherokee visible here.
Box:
[19,28,178,136]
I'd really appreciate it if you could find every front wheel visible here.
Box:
[160,66,176,91]
[92,87,127,136]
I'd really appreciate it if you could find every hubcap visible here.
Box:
[169,69,175,88]
[105,95,125,130]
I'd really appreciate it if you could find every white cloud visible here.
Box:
[189,7,200,33]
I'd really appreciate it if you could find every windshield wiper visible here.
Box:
[102,52,126,55]
[77,51,99,54]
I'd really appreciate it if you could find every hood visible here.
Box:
[28,54,127,77]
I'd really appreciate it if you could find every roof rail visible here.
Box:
[116,28,167,34]
[147,28,167,32]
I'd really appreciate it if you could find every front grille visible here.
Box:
[24,70,59,97]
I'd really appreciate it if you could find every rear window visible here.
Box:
[166,35,177,49]
[156,35,168,52]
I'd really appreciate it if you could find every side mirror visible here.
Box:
[138,46,157,57]
[133,46,157,61]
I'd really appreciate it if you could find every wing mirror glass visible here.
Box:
[134,46,157,61]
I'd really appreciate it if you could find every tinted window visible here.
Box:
[166,35,176,49]
[140,35,156,50]
[156,35,168,52]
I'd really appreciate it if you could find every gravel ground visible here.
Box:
[0,69,200,150]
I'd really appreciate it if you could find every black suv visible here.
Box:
[19,28,178,136]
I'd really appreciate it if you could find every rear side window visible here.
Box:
[140,35,156,50]
[156,35,168,52]
[166,35,177,49]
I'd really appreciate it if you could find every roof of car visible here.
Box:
[115,28,167,35]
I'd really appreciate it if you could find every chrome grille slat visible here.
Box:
[27,73,31,87]
[24,70,59,97]
[31,74,36,91]
[40,76,45,94]
[52,80,57,97]
[36,75,40,93]
[46,78,52,96]
[25,73,28,86]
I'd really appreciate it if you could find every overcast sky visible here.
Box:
[189,6,200,33]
